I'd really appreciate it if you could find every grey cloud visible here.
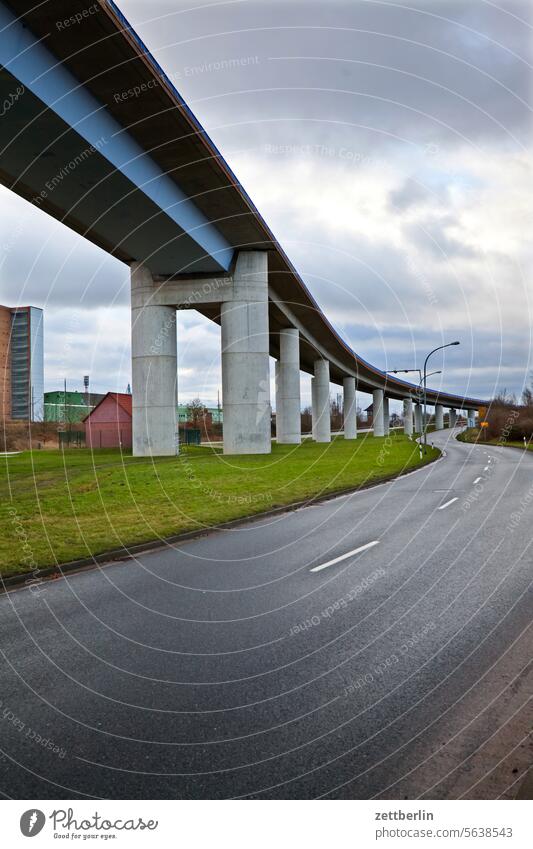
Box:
[340,322,531,400]
[122,0,532,156]
[389,178,435,211]
[403,214,480,261]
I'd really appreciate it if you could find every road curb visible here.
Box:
[1,446,442,593]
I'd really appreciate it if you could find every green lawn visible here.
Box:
[457,428,533,451]
[0,433,438,577]
[456,428,477,443]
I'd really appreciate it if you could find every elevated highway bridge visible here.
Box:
[0,0,487,453]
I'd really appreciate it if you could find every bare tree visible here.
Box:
[493,388,517,407]
[522,375,533,407]
[301,406,312,434]
[186,398,205,427]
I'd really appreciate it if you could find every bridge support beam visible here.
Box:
[435,404,444,430]
[314,359,331,442]
[275,328,301,444]
[467,409,476,428]
[131,262,178,456]
[373,389,385,437]
[343,377,357,440]
[449,409,457,428]
[383,396,390,435]
[414,403,422,434]
[403,399,413,436]
[221,251,271,454]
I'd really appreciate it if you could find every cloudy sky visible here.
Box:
[1,0,531,409]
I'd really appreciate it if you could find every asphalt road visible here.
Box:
[0,430,531,799]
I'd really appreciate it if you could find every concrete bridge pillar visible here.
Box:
[435,404,444,430]
[383,396,390,435]
[311,378,317,440]
[373,389,385,437]
[314,359,331,442]
[467,409,476,428]
[403,398,413,436]
[275,361,281,440]
[275,328,301,444]
[343,377,357,440]
[221,251,271,454]
[414,403,423,433]
[131,262,178,457]
[449,409,457,428]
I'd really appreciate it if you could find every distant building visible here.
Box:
[84,392,132,449]
[177,404,223,424]
[0,304,44,421]
[44,390,105,423]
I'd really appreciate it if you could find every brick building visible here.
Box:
[84,392,132,449]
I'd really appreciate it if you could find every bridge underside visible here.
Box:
[0,74,227,273]
[0,1,233,274]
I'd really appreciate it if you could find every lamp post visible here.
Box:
[387,369,441,420]
[387,368,441,391]
[423,342,460,451]
[416,370,441,403]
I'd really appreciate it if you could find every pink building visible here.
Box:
[84,392,132,449]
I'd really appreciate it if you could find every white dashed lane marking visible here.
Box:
[438,497,459,511]
[310,540,380,573]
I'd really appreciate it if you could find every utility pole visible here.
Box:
[83,374,90,409]
[64,377,70,439]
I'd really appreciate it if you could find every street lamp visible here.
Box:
[387,368,423,380]
[416,370,441,399]
[423,342,460,451]
[387,368,441,408]
[387,369,442,391]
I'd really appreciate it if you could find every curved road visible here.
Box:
[0,431,531,799]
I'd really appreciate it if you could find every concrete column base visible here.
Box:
[276,328,301,444]
[403,398,413,436]
[383,396,390,435]
[414,403,423,434]
[311,377,318,440]
[435,404,444,430]
[314,359,331,442]
[343,376,357,439]
[373,389,385,437]
[221,251,271,455]
[131,262,178,457]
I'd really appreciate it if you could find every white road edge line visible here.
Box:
[438,497,459,511]
[310,540,380,573]
[473,477,482,484]
[484,466,489,471]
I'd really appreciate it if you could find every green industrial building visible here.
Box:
[44,391,104,423]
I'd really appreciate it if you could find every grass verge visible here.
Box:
[457,428,533,452]
[0,433,439,578]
